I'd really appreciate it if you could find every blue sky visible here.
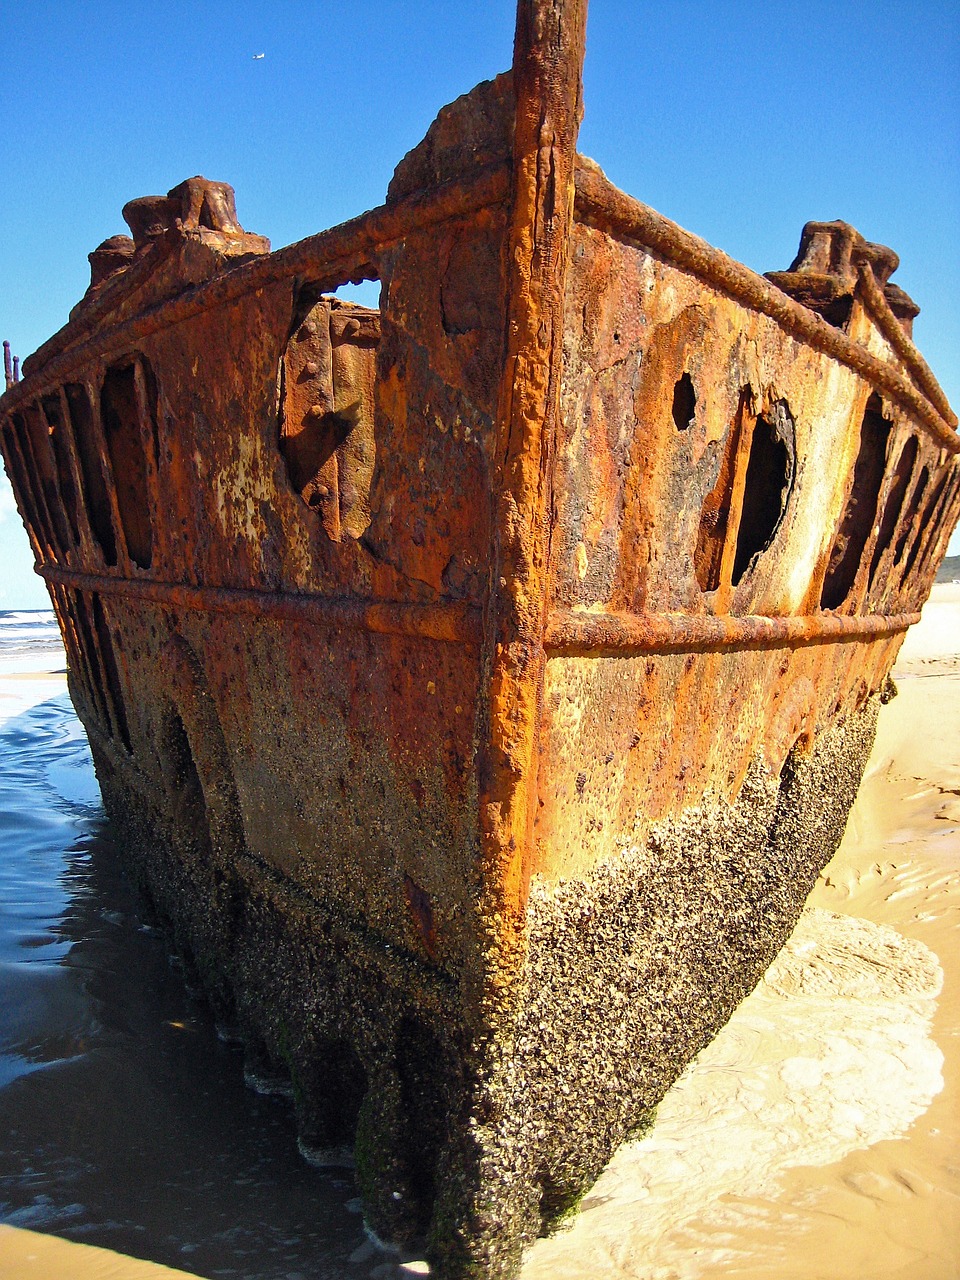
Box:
[1,1,957,607]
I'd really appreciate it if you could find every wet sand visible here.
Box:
[523,584,960,1279]
[0,1223,200,1279]
[0,628,366,1280]
[1,588,958,1279]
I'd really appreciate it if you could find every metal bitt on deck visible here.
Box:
[1,1,960,1277]
[3,341,19,390]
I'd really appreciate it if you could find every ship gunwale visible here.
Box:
[4,163,510,406]
[573,166,958,446]
[3,164,956,455]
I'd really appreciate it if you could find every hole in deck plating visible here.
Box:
[278,288,381,542]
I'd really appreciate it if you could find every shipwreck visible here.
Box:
[2,2,959,1275]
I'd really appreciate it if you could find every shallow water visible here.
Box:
[0,615,378,1279]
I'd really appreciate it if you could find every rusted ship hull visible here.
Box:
[2,3,959,1275]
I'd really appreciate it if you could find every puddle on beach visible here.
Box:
[0,612,957,1279]
[0,653,371,1278]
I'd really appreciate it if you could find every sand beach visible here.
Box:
[523,583,960,1279]
[0,586,957,1280]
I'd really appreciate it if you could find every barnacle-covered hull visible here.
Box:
[2,3,959,1275]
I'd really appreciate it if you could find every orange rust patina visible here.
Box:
[2,2,959,1276]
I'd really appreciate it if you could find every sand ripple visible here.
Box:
[522,908,943,1279]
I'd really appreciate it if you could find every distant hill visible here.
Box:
[936,555,960,583]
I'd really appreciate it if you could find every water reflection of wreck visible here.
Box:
[2,2,959,1275]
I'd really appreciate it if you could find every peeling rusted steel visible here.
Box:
[13,163,511,401]
[573,163,960,445]
[2,0,959,1274]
